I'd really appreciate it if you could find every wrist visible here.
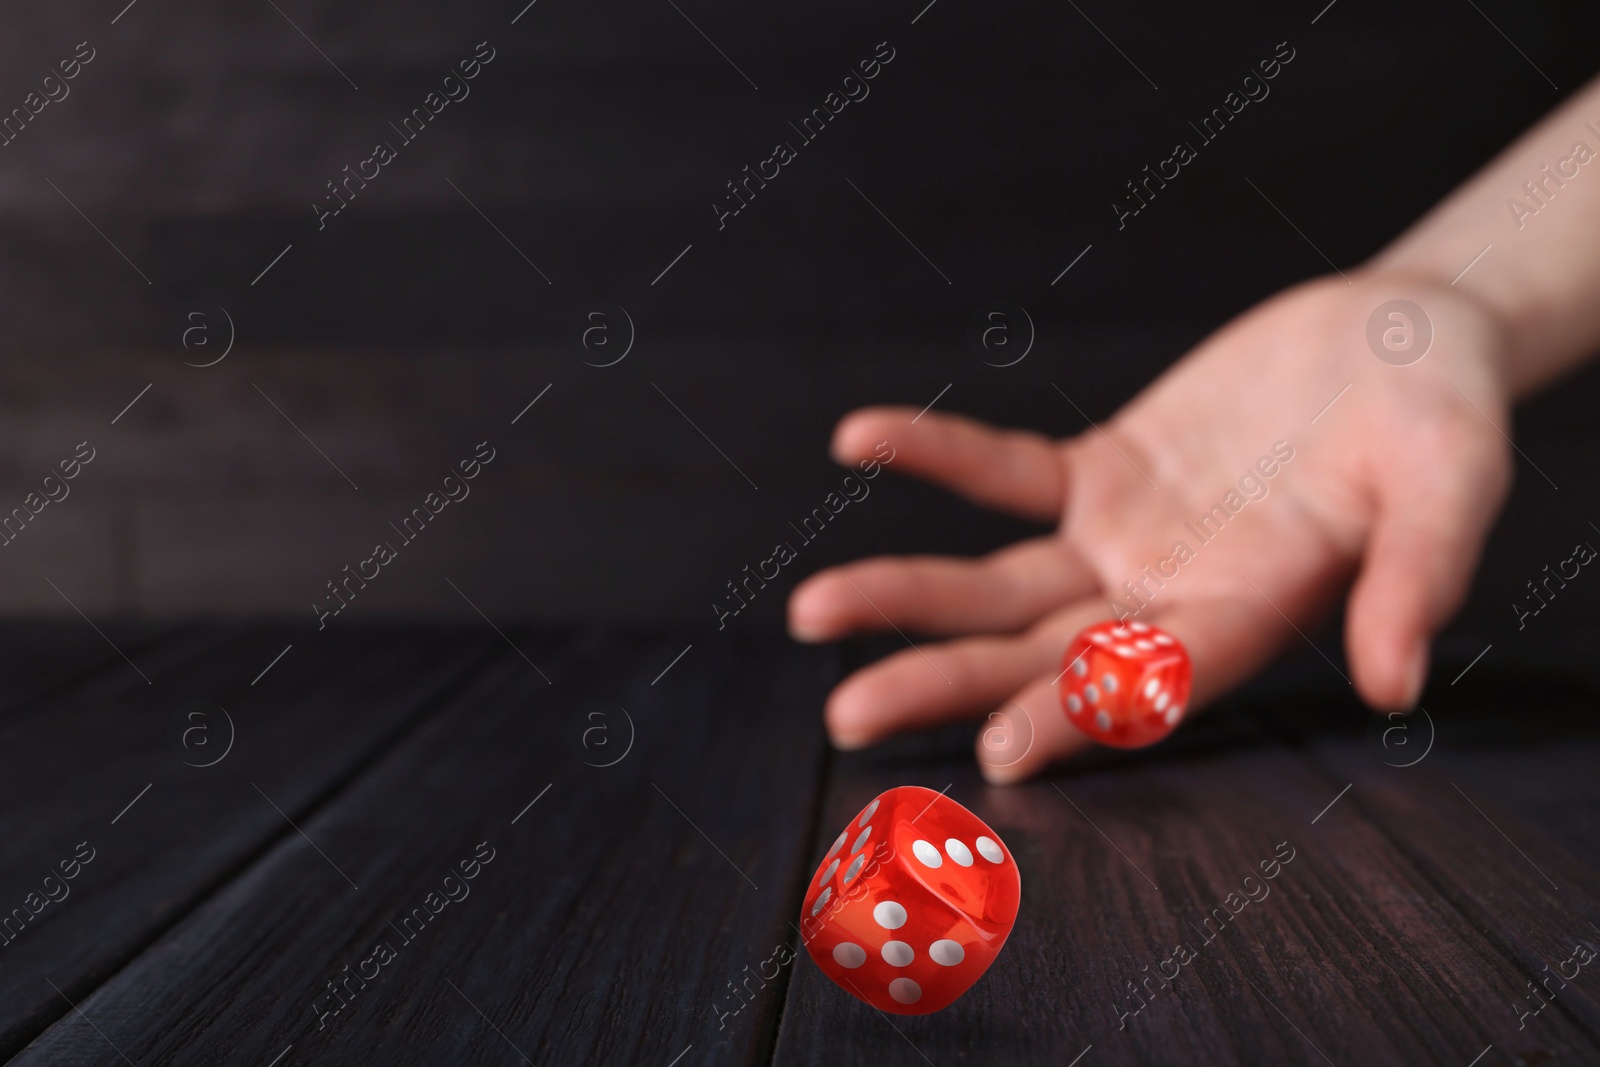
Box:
[1345,262,1518,399]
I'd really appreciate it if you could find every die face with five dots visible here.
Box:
[1059,619,1193,749]
[799,786,1020,1014]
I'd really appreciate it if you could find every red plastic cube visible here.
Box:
[799,786,1020,1014]
[1059,619,1192,748]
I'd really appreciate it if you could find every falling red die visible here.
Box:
[1059,620,1192,748]
[799,785,1020,1015]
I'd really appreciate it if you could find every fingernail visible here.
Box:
[827,711,871,749]
[978,760,1024,786]
[1402,645,1428,708]
[787,592,833,643]
[789,619,830,644]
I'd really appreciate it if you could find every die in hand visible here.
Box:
[799,785,1020,1014]
[1059,619,1192,748]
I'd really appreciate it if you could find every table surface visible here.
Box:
[0,621,1597,1067]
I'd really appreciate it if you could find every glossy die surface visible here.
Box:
[799,785,1020,1015]
[1059,620,1192,748]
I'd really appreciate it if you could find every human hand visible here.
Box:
[787,272,1514,782]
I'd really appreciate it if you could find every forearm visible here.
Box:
[1368,73,1600,398]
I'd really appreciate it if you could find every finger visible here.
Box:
[831,407,1065,522]
[1151,595,1296,708]
[975,674,1095,783]
[823,601,1108,750]
[1345,438,1511,710]
[979,596,1288,784]
[788,537,1100,642]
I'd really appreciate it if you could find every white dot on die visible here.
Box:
[1116,645,1137,657]
[833,942,866,969]
[852,826,872,854]
[1143,677,1159,698]
[874,901,908,929]
[929,939,966,966]
[858,799,880,826]
[889,978,922,1004]
[976,836,1004,863]
[1136,639,1155,651]
[819,858,840,885]
[913,839,943,867]
[1130,622,1150,633]
[1096,710,1111,731]
[824,831,847,860]
[811,887,833,916]
[881,941,914,966]
[1084,684,1099,703]
[1066,694,1082,714]
[1072,657,1088,677]
[1154,633,1174,646]
[945,838,974,866]
[1166,706,1180,725]
[843,853,866,884]
[1102,674,1118,693]
[1090,632,1110,645]
[1112,627,1130,638]
[1154,690,1169,712]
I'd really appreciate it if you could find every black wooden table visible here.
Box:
[1,622,1597,1066]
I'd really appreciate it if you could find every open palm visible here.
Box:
[788,273,1514,782]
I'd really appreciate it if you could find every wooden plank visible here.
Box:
[770,692,1600,1066]
[0,620,179,717]
[0,623,500,1060]
[1291,674,1600,1052]
[7,630,834,1067]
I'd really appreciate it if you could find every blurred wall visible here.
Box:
[0,0,1595,635]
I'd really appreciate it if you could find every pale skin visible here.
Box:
[788,75,1600,784]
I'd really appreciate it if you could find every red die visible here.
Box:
[799,785,1020,1015]
[1059,619,1192,748]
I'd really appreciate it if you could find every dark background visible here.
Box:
[0,0,1595,653]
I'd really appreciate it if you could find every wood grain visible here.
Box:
[0,623,501,1059]
[3,626,1599,1066]
[770,678,1600,1066]
[6,629,836,1067]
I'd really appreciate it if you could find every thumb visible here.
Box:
[1344,433,1511,710]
